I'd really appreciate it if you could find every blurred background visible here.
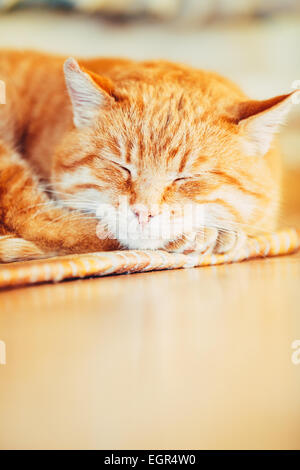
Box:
[0,0,299,221]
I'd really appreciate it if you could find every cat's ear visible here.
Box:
[64,58,115,129]
[235,91,299,156]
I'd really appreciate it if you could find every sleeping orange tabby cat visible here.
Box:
[0,50,297,262]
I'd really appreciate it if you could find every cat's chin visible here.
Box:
[118,237,172,251]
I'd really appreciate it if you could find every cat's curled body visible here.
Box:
[0,50,296,262]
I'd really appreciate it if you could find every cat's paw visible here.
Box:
[166,228,247,255]
[0,235,47,263]
[210,229,247,255]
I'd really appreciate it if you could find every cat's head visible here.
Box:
[52,57,298,250]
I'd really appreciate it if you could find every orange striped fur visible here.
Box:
[0,50,298,261]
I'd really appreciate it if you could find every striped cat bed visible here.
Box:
[0,228,299,289]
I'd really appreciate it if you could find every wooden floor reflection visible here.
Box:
[0,251,300,449]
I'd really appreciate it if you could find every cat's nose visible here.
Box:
[132,206,157,226]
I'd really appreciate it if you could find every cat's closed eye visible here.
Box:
[173,176,192,183]
[115,162,131,177]
[105,158,132,178]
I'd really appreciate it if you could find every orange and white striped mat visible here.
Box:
[0,228,299,289]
